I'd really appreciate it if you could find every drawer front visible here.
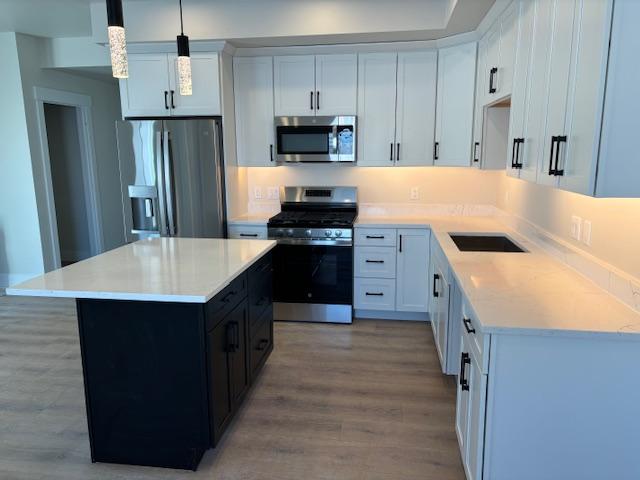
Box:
[354,247,397,278]
[461,297,489,373]
[249,308,273,379]
[228,225,268,239]
[355,228,397,247]
[354,278,396,311]
[248,267,273,327]
[205,273,247,331]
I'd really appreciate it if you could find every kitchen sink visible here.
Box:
[449,234,526,253]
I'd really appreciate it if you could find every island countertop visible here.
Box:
[6,237,277,303]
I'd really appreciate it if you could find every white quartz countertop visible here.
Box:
[356,215,640,338]
[228,213,272,226]
[6,238,277,303]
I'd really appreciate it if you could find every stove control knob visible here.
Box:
[335,230,343,237]
[305,229,312,237]
[286,229,294,237]
[325,230,332,237]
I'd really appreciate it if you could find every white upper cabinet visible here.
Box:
[435,42,477,167]
[395,229,430,312]
[499,2,518,99]
[484,25,501,102]
[168,53,221,117]
[315,54,358,115]
[120,52,221,118]
[120,54,172,118]
[273,55,316,116]
[357,53,399,166]
[395,51,438,166]
[234,57,276,167]
[273,54,357,116]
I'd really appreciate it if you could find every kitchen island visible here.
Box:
[7,237,277,471]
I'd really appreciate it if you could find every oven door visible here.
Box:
[273,243,353,305]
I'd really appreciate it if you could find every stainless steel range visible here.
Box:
[268,186,357,324]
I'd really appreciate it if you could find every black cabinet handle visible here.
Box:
[489,67,498,94]
[164,91,169,110]
[366,235,385,239]
[256,339,269,351]
[270,144,274,162]
[399,234,403,253]
[390,142,394,162]
[460,352,471,391]
[554,135,567,176]
[473,142,480,163]
[511,138,518,169]
[434,142,439,160]
[239,233,259,237]
[316,91,320,110]
[433,273,440,298]
[548,136,558,176]
[310,91,314,110]
[365,292,384,296]
[463,317,476,334]
[170,90,176,109]
[396,143,400,162]
[221,291,237,303]
[365,259,385,264]
[226,322,236,353]
[515,138,524,169]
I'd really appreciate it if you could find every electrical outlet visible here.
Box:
[253,187,263,200]
[410,187,419,200]
[582,220,592,246]
[570,215,582,241]
[267,186,279,200]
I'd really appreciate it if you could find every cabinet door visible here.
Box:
[207,319,232,443]
[519,0,554,183]
[428,257,439,345]
[357,53,398,166]
[484,25,501,101]
[434,263,449,372]
[455,334,470,463]
[119,53,170,118]
[466,350,488,480]
[234,57,276,167]
[472,37,488,168]
[227,301,249,405]
[395,228,430,312]
[395,51,438,166]
[499,1,518,98]
[168,53,221,116]
[434,43,477,167]
[507,0,535,177]
[315,54,358,115]
[273,55,316,116]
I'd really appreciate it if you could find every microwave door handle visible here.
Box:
[155,131,169,236]
[332,125,339,160]
[163,132,177,236]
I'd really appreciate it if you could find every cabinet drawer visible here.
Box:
[355,228,397,247]
[249,308,273,379]
[354,247,396,278]
[248,267,273,327]
[461,297,490,373]
[205,274,247,331]
[228,225,268,239]
[354,278,396,311]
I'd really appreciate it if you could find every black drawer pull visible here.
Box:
[489,67,498,94]
[365,260,385,264]
[366,235,385,239]
[170,90,176,109]
[164,91,169,110]
[473,142,480,163]
[434,141,439,160]
[365,292,384,296]
[256,339,269,351]
[226,322,238,353]
[433,273,440,298]
[240,233,259,237]
[463,317,476,334]
[221,291,237,303]
[460,352,471,391]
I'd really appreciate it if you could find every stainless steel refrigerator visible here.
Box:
[116,118,226,243]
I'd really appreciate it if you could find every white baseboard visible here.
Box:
[0,273,40,289]
[355,309,430,321]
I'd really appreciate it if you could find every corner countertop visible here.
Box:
[356,215,640,338]
[6,238,277,304]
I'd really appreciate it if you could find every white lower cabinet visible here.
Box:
[354,227,430,315]
[227,225,268,239]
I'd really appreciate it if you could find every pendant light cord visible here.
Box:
[179,0,184,35]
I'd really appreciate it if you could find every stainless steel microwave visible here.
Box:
[274,116,356,163]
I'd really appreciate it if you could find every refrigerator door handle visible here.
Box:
[155,131,169,236]
[163,132,177,236]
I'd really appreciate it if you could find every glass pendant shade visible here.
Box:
[108,26,128,78]
[176,33,192,96]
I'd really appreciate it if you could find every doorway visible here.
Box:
[34,88,104,270]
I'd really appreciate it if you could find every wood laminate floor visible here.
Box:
[0,294,464,480]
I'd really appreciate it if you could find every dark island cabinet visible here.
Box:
[76,253,273,471]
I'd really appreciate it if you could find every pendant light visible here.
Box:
[176,0,193,96]
[106,0,128,78]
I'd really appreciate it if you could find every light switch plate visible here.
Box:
[571,215,582,241]
[410,187,419,200]
[582,220,592,246]
[253,187,263,200]
[267,187,279,200]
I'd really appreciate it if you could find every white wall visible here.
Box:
[0,32,44,287]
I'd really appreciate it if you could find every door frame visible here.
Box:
[34,87,104,270]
